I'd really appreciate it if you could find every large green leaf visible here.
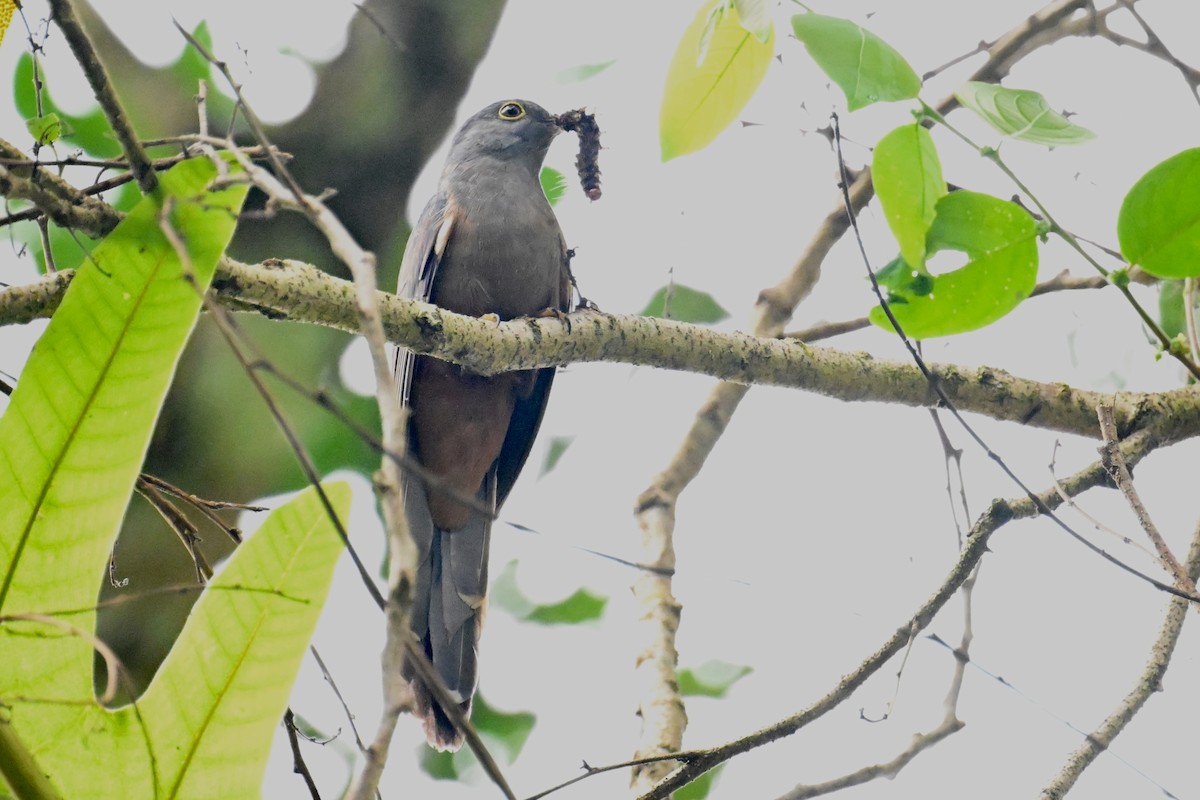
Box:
[137,483,349,798]
[954,82,1095,146]
[870,191,1039,338]
[792,14,920,111]
[873,124,946,271]
[0,157,247,796]
[1118,148,1200,279]
[660,0,775,161]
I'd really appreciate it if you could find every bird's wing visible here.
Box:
[394,191,452,667]
[394,192,455,403]
[495,232,571,508]
[394,191,487,751]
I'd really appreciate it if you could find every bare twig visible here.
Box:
[635,430,1157,800]
[134,477,213,583]
[47,0,157,195]
[1049,441,1160,563]
[1039,517,1200,798]
[1096,405,1194,591]
[1097,0,1200,104]
[283,708,323,800]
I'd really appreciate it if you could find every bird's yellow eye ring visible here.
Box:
[497,101,526,121]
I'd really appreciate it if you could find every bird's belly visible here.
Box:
[409,357,533,530]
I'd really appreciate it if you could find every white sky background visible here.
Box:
[2,1,1200,798]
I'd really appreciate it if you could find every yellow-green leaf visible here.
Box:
[873,124,946,271]
[661,0,775,161]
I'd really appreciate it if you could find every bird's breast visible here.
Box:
[432,180,567,319]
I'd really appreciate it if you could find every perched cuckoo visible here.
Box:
[394,99,571,750]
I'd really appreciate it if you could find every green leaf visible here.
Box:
[791,13,920,111]
[676,764,724,800]
[1158,281,1186,339]
[13,54,120,157]
[869,191,1039,338]
[139,483,350,798]
[1118,148,1200,278]
[491,561,607,625]
[540,435,574,476]
[420,748,459,780]
[873,124,946,271]
[677,661,753,698]
[954,82,1095,146]
[24,112,62,144]
[527,589,607,625]
[556,60,617,83]
[0,156,249,798]
[470,694,536,761]
[660,0,775,160]
[171,20,216,87]
[641,283,730,324]
[540,166,568,207]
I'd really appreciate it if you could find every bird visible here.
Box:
[394,99,572,751]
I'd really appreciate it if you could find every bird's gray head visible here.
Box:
[445,99,561,174]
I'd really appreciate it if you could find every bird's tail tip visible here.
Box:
[412,677,470,752]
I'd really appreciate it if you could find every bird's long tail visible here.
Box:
[401,474,492,751]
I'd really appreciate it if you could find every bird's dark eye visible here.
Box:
[497,101,526,121]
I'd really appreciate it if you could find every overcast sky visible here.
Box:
[3,2,1200,798]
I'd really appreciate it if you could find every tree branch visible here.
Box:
[5,261,1200,446]
[637,429,1157,800]
[1039,515,1200,798]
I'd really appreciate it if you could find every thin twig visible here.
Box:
[47,0,157,195]
[1039,517,1200,798]
[134,477,213,583]
[284,709,323,800]
[1096,405,1193,590]
[1048,440,1160,563]
[633,430,1158,800]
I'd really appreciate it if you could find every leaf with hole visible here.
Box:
[869,191,1039,338]
[954,81,1095,146]
[792,13,920,111]
[660,0,775,160]
[1118,148,1200,279]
